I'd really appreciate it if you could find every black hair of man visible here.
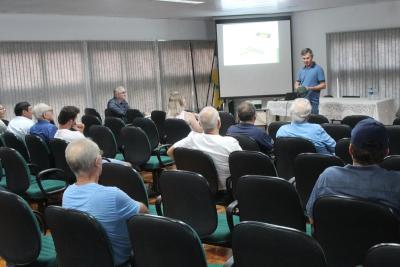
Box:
[14,101,31,116]
[58,106,80,125]
[238,101,256,122]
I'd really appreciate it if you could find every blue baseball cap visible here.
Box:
[351,118,388,150]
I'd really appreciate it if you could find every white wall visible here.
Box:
[0,14,215,41]
[292,1,400,84]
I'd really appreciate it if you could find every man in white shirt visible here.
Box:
[54,106,85,142]
[7,101,35,140]
[167,106,242,190]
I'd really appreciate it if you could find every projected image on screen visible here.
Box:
[223,21,279,66]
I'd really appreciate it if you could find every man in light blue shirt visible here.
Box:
[63,138,148,266]
[295,48,326,114]
[276,98,335,155]
[306,118,400,221]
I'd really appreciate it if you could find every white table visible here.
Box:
[266,98,396,125]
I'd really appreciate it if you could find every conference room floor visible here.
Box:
[0,170,232,266]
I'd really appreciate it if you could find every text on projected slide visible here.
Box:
[223,21,279,66]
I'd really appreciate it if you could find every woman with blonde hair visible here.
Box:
[167,91,202,133]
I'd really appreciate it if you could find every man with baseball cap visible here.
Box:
[306,118,400,220]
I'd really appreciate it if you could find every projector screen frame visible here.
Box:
[215,16,294,99]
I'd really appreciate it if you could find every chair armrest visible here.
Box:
[36,168,67,197]
[27,163,41,175]
[226,177,233,198]
[226,200,239,232]
[154,144,173,167]
[223,256,234,267]
[155,195,163,216]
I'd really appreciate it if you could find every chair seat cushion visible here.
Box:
[203,213,239,245]
[148,204,158,215]
[115,153,125,161]
[25,180,66,199]
[30,235,57,267]
[143,155,174,169]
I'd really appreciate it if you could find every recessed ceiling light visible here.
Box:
[158,0,204,4]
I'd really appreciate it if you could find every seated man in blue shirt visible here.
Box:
[63,138,148,266]
[276,98,335,155]
[227,101,273,154]
[107,86,130,120]
[30,103,58,143]
[306,118,400,221]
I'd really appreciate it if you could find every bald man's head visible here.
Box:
[199,106,220,134]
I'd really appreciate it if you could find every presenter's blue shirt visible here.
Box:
[227,123,273,153]
[297,62,325,87]
[63,183,141,265]
[29,120,58,143]
[306,165,400,218]
[276,121,335,155]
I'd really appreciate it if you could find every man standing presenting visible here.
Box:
[295,48,326,114]
[107,86,130,121]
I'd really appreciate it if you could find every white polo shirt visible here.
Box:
[7,116,35,140]
[172,132,242,190]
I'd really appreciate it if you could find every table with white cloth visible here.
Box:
[266,98,396,125]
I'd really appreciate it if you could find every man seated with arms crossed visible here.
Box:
[107,86,130,121]
[276,98,335,155]
[306,118,400,222]
[227,101,273,154]
[167,106,242,191]
[63,138,148,266]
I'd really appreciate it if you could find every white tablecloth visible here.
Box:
[266,98,395,125]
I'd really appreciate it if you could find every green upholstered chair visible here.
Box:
[128,214,223,267]
[88,125,124,161]
[0,190,57,267]
[0,147,66,206]
[156,170,239,247]
[120,126,174,192]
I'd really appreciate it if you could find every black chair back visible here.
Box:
[84,108,102,123]
[164,118,191,145]
[229,151,277,198]
[381,155,400,171]
[232,221,327,267]
[335,138,352,164]
[393,118,400,125]
[321,123,351,141]
[174,147,219,195]
[308,114,329,124]
[120,126,151,167]
[0,190,42,265]
[236,175,306,231]
[104,117,125,150]
[151,110,166,143]
[313,195,400,267]
[341,115,371,129]
[25,134,52,171]
[268,121,289,141]
[104,108,118,118]
[2,131,30,162]
[229,134,260,151]
[49,138,76,184]
[45,206,115,267]
[88,125,118,158]
[294,153,344,208]
[99,163,149,206]
[274,137,316,179]
[386,125,400,155]
[158,170,217,238]
[127,214,209,267]
[0,147,31,194]
[81,115,102,137]
[132,117,160,151]
[219,111,235,136]
[365,243,400,267]
[126,109,144,124]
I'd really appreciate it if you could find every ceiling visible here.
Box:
[0,0,397,19]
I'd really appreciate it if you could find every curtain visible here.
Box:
[327,28,400,108]
[0,40,215,121]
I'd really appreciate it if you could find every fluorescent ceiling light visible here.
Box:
[158,0,204,4]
